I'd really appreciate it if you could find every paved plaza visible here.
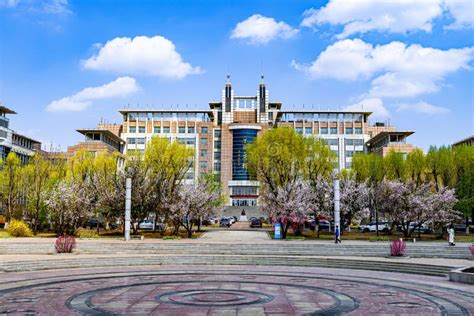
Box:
[0,265,473,315]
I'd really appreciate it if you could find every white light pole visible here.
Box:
[125,177,132,241]
[334,178,341,243]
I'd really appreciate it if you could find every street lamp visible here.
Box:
[334,178,341,243]
[125,177,132,241]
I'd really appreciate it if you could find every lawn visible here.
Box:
[0,229,12,238]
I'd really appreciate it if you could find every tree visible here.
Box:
[455,167,474,233]
[145,137,194,231]
[307,176,333,237]
[90,153,124,232]
[44,180,92,236]
[376,180,459,238]
[426,146,456,191]
[23,155,52,234]
[169,180,222,238]
[261,179,314,239]
[384,150,406,181]
[405,148,426,186]
[0,153,23,224]
[246,127,306,194]
[304,138,336,182]
[340,178,370,232]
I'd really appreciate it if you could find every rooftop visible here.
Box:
[0,104,17,115]
[77,129,125,144]
[453,135,474,146]
[366,131,414,146]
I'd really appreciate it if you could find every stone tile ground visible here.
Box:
[0,265,472,315]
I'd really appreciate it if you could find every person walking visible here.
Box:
[448,225,455,246]
[335,225,341,244]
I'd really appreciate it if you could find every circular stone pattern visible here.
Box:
[158,289,274,306]
[0,266,472,315]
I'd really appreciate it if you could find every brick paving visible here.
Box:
[0,265,473,315]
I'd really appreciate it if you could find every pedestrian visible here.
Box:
[448,225,455,246]
[335,225,341,244]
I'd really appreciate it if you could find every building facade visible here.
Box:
[0,105,41,164]
[75,79,415,217]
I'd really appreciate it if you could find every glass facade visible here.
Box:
[232,129,258,180]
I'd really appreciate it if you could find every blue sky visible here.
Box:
[0,0,473,151]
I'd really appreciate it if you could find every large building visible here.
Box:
[0,105,41,164]
[74,79,415,217]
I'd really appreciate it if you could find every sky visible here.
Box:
[0,0,473,151]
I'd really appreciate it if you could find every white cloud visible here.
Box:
[46,76,139,112]
[344,98,390,120]
[301,0,472,38]
[83,35,202,79]
[293,39,474,98]
[231,14,298,44]
[301,0,442,38]
[0,0,20,8]
[397,101,450,115]
[443,0,474,29]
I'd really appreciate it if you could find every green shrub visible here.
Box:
[162,235,181,240]
[369,236,392,242]
[6,219,33,237]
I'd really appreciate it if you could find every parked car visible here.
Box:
[85,218,105,229]
[397,222,431,233]
[220,218,232,227]
[139,220,155,230]
[359,222,390,232]
[250,218,262,228]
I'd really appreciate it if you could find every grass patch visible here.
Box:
[0,229,12,238]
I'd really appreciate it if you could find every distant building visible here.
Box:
[453,135,474,147]
[71,78,415,217]
[0,104,41,164]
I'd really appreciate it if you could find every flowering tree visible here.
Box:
[168,180,222,238]
[376,180,459,237]
[307,176,333,237]
[340,178,370,232]
[44,180,93,236]
[261,179,314,239]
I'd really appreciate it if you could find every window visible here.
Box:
[354,139,364,146]
[327,139,338,146]
[231,198,257,206]
[199,161,208,170]
[127,138,136,144]
[138,126,145,133]
[214,129,221,137]
[163,126,170,133]
[345,161,352,168]
[200,149,208,157]
[346,150,354,157]
[346,139,354,146]
[129,126,136,133]
[320,127,328,134]
[187,126,195,134]
[355,127,362,134]
[345,127,353,134]
[178,126,186,133]
[201,126,208,134]
[200,138,208,145]
[231,187,258,195]
[154,126,161,134]
[305,127,312,134]
[214,152,221,160]
[296,127,303,134]
[214,140,221,149]
[330,127,337,134]
[137,138,146,145]
[214,162,221,171]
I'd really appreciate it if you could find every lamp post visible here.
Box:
[125,177,132,241]
[334,178,341,243]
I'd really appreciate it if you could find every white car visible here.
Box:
[359,222,390,233]
[139,220,154,230]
